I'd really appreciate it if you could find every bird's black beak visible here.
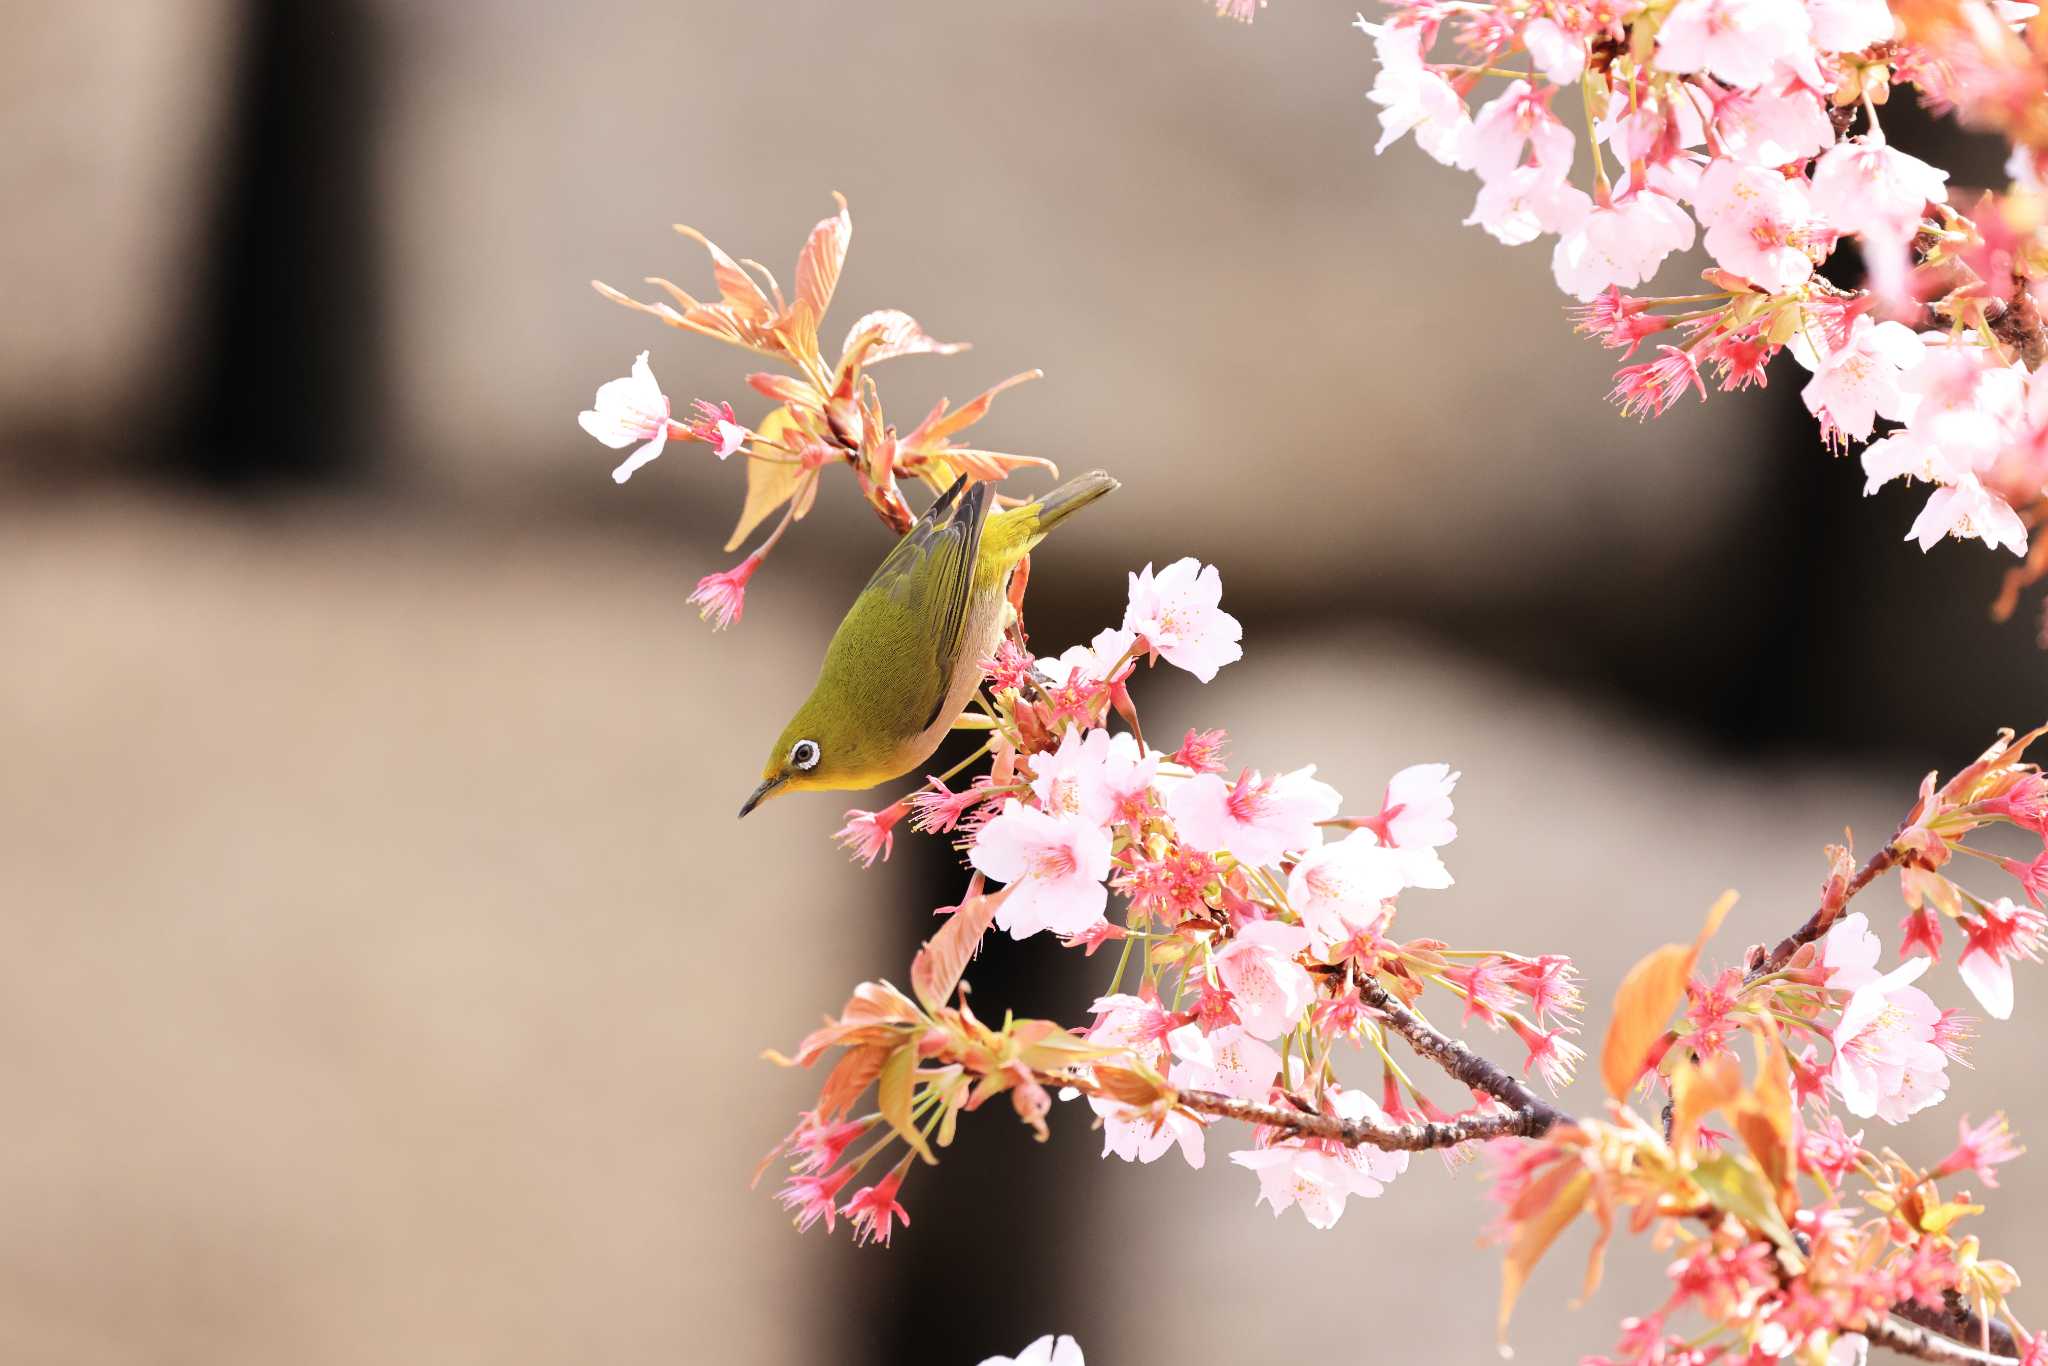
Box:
[738,775,785,819]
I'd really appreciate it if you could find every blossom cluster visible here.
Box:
[578,197,1056,629]
[1354,0,2048,622]
[1497,725,2048,1364]
[767,556,1590,1239]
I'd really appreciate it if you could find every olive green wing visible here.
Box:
[860,476,989,733]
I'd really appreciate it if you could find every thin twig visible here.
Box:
[1173,1087,1558,1151]
[1748,838,1903,982]
[1355,977,1573,1133]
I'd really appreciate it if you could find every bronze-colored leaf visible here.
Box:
[1601,891,1737,1098]
[1499,1165,1591,1348]
[911,884,1008,1011]
[726,409,805,552]
[795,192,851,324]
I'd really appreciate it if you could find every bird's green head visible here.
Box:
[738,693,903,817]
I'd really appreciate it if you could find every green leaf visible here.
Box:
[1693,1152,1795,1250]
[875,1044,934,1164]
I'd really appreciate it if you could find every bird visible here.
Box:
[738,470,1119,817]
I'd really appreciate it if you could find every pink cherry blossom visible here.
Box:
[841,1167,911,1247]
[1821,910,1885,991]
[1831,955,1949,1123]
[1933,1113,2025,1187]
[1907,475,2028,556]
[969,801,1113,939]
[1030,726,1156,828]
[1712,86,1835,167]
[977,1336,1085,1366]
[1551,192,1697,301]
[1809,138,1949,239]
[1038,626,1137,688]
[1087,995,1205,1167]
[1231,1144,1352,1228]
[1655,0,1814,88]
[1213,919,1316,1039]
[1167,1021,1283,1099]
[1123,558,1243,683]
[1806,0,1896,51]
[834,799,908,867]
[1459,81,1574,184]
[1467,167,1592,246]
[579,351,674,484]
[1165,764,1341,868]
[1360,21,1471,165]
[1292,827,1448,950]
[1370,761,1460,850]
[1692,159,1817,292]
[1287,829,1412,948]
[1956,896,2048,1019]
[1522,17,1586,84]
[1793,316,1925,444]
[686,552,762,630]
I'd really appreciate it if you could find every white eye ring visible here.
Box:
[790,739,821,771]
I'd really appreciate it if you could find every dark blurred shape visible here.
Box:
[168,0,387,489]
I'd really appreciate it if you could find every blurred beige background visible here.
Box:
[3,2,2043,1363]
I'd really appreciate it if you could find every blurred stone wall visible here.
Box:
[3,2,2044,1364]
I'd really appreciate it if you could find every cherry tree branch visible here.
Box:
[1355,977,1574,1133]
[1895,1298,2023,1363]
[1173,1087,1559,1151]
[1869,1312,2019,1366]
[1747,836,1904,981]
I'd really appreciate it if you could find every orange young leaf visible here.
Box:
[1601,890,1738,1098]
[794,192,851,325]
[1499,1164,1592,1349]
[1669,1052,1744,1160]
[725,409,806,552]
[911,883,1009,1011]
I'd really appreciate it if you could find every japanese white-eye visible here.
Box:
[739,470,1118,816]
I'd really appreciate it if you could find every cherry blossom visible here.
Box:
[1368,761,1459,850]
[1123,558,1243,683]
[1165,764,1341,868]
[969,801,1113,938]
[1360,20,1470,164]
[1287,825,1447,951]
[578,351,674,484]
[1459,81,1573,185]
[842,1167,911,1247]
[1551,193,1697,301]
[977,1336,1084,1366]
[1692,159,1817,293]
[1030,726,1156,828]
[1213,919,1316,1039]
[1809,138,1949,239]
[1957,897,2048,1020]
[686,552,761,630]
[1831,955,1949,1123]
[1166,1021,1283,1099]
[1793,317,1925,445]
[1087,995,1206,1167]
[1654,0,1814,89]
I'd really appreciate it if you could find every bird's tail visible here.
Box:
[981,469,1119,574]
[1022,470,1119,534]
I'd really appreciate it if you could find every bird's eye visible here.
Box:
[790,739,821,771]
